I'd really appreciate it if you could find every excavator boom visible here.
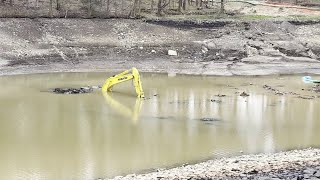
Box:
[102,68,145,98]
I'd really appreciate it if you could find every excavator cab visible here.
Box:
[101,68,145,98]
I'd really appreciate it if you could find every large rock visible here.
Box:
[314,170,320,178]
[0,59,8,66]
[245,45,259,57]
[168,50,178,56]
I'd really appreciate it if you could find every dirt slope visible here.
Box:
[0,18,320,76]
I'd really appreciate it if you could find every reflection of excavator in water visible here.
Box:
[102,93,142,123]
[101,68,144,123]
[101,67,145,98]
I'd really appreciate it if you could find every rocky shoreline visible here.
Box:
[107,148,320,180]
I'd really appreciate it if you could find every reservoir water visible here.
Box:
[0,73,319,179]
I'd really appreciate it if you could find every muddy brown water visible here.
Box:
[0,72,319,180]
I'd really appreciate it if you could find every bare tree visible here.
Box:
[182,0,186,10]
[121,0,124,12]
[64,3,69,18]
[131,0,139,17]
[157,0,169,16]
[151,0,155,12]
[114,0,118,16]
[157,0,162,16]
[106,0,110,16]
[220,0,224,14]
[88,0,93,17]
[138,0,141,15]
[49,0,53,17]
[178,0,182,12]
[56,0,61,10]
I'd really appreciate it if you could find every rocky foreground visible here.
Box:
[107,149,320,180]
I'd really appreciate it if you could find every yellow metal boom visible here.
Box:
[101,68,145,98]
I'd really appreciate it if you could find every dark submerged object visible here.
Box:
[200,118,220,122]
[240,91,250,97]
[53,87,93,94]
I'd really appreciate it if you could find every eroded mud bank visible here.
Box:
[0,18,320,76]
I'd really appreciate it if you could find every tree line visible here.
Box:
[0,0,225,18]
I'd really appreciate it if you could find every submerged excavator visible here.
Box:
[101,67,145,98]
[101,67,144,123]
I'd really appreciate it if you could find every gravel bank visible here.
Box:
[108,148,320,180]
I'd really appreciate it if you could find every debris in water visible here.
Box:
[52,86,96,94]
[297,95,315,100]
[263,84,298,96]
[199,118,220,122]
[240,92,249,97]
[210,99,222,103]
[215,94,226,97]
[275,92,285,96]
[156,116,174,120]
[263,84,274,90]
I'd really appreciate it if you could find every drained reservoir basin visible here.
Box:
[0,73,319,180]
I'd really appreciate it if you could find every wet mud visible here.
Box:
[51,86,100,94]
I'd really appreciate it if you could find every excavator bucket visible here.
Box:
[102,68,145,98]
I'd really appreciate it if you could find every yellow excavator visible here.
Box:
[101,67,145,98]
[101,67,144,123]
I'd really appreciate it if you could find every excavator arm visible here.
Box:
[101,68,145,98]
